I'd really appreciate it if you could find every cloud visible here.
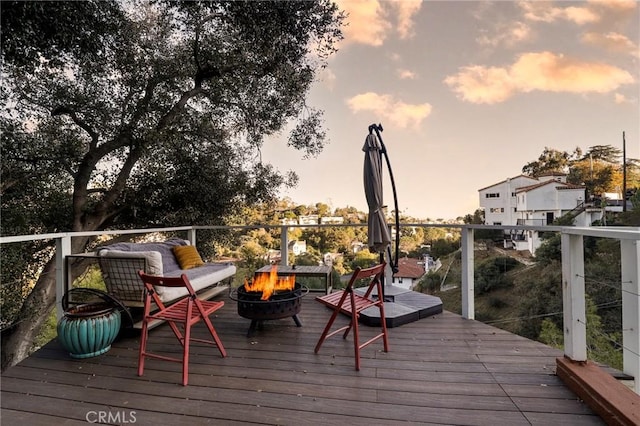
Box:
[336,0,422,46]
[519,1,600,24]
[337,0,390,46]
[477,21,532,48]
[397,68,417,80]
[582,32,639,56]
[614,93,629,104]
[444,51,635,104]
[444,66,515,104]
[346,92,432,129]
[392,0,422,39]
[588,0,637,13]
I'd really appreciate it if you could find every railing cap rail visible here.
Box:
[1,223,638,245]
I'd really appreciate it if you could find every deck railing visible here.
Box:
[1,223,639,393]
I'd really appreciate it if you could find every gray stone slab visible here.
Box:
[359,302,420,328]
[355,285,411,298]
[357,288,444,327]
[393,292,443,318]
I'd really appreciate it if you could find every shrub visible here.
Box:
[416,271,441,293]
[487,296,508,309]
[474,256,518,295]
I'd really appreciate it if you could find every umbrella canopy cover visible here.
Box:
[363,133,392,252]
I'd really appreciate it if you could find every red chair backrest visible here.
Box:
[138,272,195,290]
[347,263,385,294]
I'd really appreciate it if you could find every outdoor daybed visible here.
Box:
[97,238,235,327]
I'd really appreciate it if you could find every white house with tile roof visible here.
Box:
[479,173,601,254]
[391,257,426,290]
[478,175,538,226]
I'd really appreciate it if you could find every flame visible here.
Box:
[244,265,295,300]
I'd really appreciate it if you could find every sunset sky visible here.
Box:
[262,0,639,220]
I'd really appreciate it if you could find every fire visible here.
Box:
[244,265,295,300]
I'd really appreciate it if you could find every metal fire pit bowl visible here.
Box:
[229,283,308,337]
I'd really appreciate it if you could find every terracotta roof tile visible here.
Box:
[393,258,426,279]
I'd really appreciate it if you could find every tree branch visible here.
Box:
[157,87,205,130]
[51,106,99,150]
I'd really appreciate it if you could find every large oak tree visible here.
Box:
[1,0,343,369]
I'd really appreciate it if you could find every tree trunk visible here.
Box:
[1,235,92,371]
[1,258,57,371]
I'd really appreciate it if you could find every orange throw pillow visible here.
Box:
[172,245,205,270]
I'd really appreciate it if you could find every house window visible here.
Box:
[511,192,516,197]
[513,207,517,212]
[485,193,500,198]
[501,208,505,212]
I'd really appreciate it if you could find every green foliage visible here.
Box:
[585,297,623,370]
[430,238,459,259]
[301,226,357,254]
[463,209,484,224]
[487,296,508,309]
[237,241,269,283]
[474,256,518,295]
[1,1,125,72]
[516,261,563,340]
[522,146,581,176]
[415,271,441,293]
[533,234,561,264]
[539,294,625,370]
[538,318,563,349]
[350,249,379,270]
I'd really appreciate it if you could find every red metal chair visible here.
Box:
[314,263,389,370]
[137,271,227,386]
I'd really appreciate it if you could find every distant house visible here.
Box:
[320,216,344,224]
[265,249,281,264]
[478,173,603,254]
[288,240,307,256]
[421,254,440,273]
[323,252,343,267]
[351,241,366,253]
[298,215,319,225]
[391,257,426,290]
[478,175,538,226]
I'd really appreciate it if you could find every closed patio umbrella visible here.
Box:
[363,132,392,253]
[363,124,400,284]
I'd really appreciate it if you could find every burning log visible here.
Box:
[243,265,295,300]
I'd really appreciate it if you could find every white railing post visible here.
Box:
[461,227,474,320]
[187,228,197,246]
[55,235,71,321]
[561,232,587,361]
[281,226,289,266]
[621,239,640,394]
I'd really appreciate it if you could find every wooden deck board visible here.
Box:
[1,294,606,425]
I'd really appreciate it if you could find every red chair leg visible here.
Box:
[182,320,191,386]
[203,315,227,357]
[315,290,349,353]
[138,319,149,377]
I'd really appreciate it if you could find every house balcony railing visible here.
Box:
[516,218,547,226]
[1,223,639,394]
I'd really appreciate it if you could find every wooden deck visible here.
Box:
[1,293,605,425]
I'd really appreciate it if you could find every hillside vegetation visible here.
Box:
[426,240,623,370]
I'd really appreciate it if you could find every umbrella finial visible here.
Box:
[368,123,383,134]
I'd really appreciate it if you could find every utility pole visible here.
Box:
[622,131,627,212]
